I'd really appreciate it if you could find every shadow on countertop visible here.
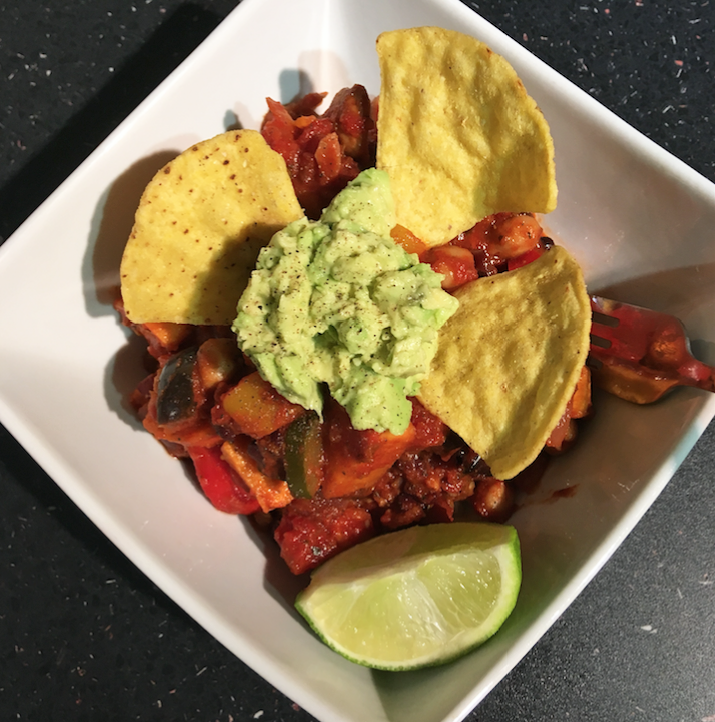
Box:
[0,2,236,246]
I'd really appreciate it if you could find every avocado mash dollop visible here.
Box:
[232,169,458,435]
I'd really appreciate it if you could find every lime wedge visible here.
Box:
[295,522,521,670]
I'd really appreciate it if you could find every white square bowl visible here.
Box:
[2,1,715,721]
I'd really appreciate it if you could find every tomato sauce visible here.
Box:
[116,87,591,576]
[261,84,376,220]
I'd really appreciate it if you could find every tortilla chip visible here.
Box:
[120,130,303,325]
[417,246,590,480]
[376,27,557,248]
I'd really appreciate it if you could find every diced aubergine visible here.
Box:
[155,347,198,425]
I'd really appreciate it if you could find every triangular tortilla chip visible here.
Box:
[418,246,590,479]
[376,27,557,247]
[120,130,303,325]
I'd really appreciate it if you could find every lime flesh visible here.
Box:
[295,522,521,670]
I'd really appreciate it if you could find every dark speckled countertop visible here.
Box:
[1,2,714,721]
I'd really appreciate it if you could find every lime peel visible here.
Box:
[295,522,522,670]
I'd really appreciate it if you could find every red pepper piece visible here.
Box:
[187,445,260,515]
[507,244,545,271]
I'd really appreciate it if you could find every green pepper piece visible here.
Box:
[284,412,325,498]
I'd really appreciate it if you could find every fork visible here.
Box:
[588,295,715,404]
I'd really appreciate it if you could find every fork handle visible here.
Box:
[589,354,714,404]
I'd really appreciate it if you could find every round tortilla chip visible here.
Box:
[376,27,557,248]
[120,129,303,325]
[417,246,590,480]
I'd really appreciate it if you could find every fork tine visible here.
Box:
[589,295,672,364]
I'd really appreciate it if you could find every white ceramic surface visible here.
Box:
[2,1,715,721]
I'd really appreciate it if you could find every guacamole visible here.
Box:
[232,169,458,435]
